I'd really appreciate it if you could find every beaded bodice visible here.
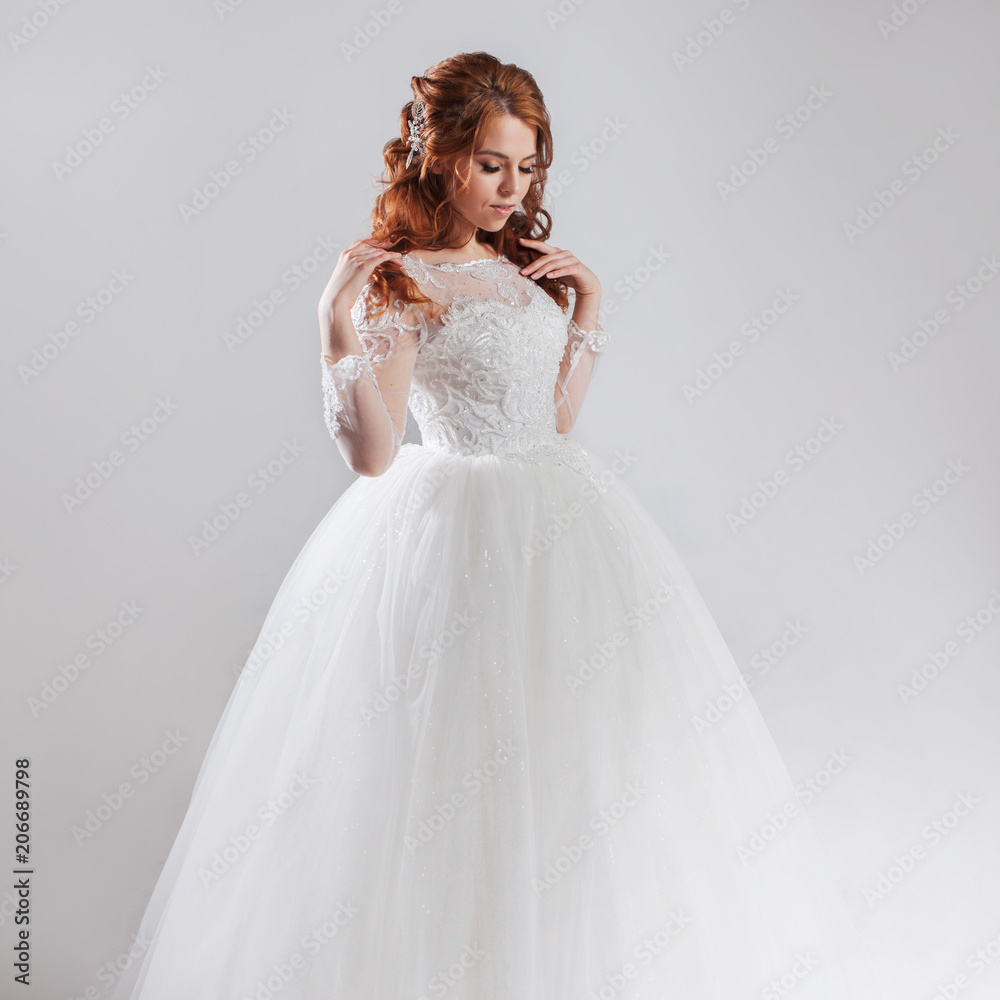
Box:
[393,254,571,458]
[321,251,609,482]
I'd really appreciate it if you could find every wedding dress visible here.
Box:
[111,252,885,999]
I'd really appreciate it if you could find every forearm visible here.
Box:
[319,306,409,477]
[321,358,399,476]
[554,291,606,434]
[570,289,601,336]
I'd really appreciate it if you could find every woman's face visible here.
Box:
[444,115,538,236]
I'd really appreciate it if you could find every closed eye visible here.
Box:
[481,164,534,174]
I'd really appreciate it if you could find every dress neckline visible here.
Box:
[405,252,508,268]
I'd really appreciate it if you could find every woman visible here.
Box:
[113,51,885,1000]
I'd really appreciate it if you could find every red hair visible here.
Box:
[362,51,569,322]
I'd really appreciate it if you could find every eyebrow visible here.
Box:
[476,149,538,160]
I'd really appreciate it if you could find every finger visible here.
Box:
[525,264,578,282]
[521,252,575,276]
[356,245,400,261]
[347,251,398,275]
[521,250,572,269]
[348,250,386,266]
[518,237,556,252]
[358,238,395,252]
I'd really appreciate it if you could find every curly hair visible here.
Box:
[361,51,569,323]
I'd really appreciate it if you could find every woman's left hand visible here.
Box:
[517,238,602,298]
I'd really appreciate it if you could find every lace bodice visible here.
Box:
[320,251,609,480]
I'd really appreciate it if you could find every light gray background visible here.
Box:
[1,0,998,996]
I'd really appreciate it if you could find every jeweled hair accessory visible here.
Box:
[405,99,425,169]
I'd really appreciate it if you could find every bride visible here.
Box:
[112,50,886,1000]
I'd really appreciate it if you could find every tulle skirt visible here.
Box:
[112,441,884,1000]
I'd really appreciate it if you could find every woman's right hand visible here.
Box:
[318,238,402,324]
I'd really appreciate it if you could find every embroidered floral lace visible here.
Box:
[320,252,609,482]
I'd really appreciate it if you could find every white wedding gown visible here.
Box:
[112,253,885,999]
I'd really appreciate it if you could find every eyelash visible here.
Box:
[481,164,534,175]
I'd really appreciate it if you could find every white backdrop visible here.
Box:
[1,0,998,997]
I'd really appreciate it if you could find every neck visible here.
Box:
[446,221,494,257]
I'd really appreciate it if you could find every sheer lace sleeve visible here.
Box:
[320,284,425,477]
[554,314,611,433]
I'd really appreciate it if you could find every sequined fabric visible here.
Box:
[320,252,608,487]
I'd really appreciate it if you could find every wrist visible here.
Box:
[571,297,602,332]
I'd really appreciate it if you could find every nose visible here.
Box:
[497,166,520,196]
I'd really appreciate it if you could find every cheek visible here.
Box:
[475,174,497,199]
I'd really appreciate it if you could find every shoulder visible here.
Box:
[350,279,428,360]
[397,252,446,289]
[351,275,421,324]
